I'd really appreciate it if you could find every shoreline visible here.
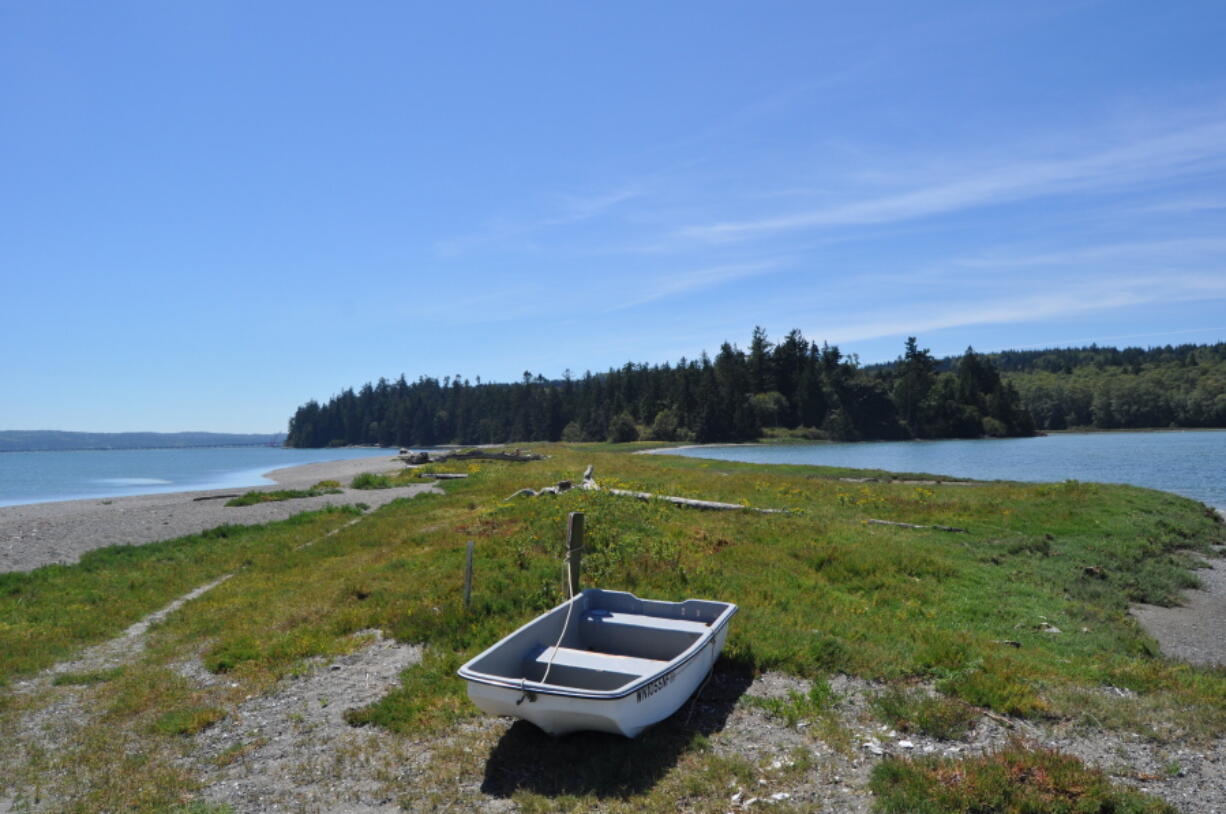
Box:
[642,426,1226,455]
[4,447,1223,668]
[0,455,424,574]
[0,447,400,510]
[650,441,1226,666]
[641,436,1224,511]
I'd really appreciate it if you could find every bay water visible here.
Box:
[6,431,1222,510]
[0,446,399,507]
[666,430,1226,509]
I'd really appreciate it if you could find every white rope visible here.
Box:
[538,553,578,687]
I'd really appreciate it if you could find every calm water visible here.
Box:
[668,430,1226,509]
[0,447,400,507]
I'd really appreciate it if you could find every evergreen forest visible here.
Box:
[285,329,1038,448]
[286,332,1226,449]
[986,342,1226,431]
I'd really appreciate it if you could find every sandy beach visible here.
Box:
[0,455,431,573]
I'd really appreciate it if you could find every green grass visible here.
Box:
[133,448,1226,732]
[51,666,125,686]
[869,686,979,740]
[0,506,364,679]
[152,706,225,736]
[169,804,235,814]
[224,485,343,506]
[743,678,839,728]
[350,472,395,489]
[1,444,1222,811]
[869,740,1178,813]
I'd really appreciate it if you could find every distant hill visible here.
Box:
[874,342,1226,431]
[0,431,287,452]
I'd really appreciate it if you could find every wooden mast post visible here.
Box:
[565,512,584,596]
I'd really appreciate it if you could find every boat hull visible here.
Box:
[466,623,727,737]
[458,589,736,737]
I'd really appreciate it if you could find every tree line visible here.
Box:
[991,343,1226,430]
[285,329,1036,448]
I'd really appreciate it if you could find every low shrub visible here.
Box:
[153,706,226,736]
[225,487,342,507]
[870,686,979,740]
[938,662,1050,719]
[870,740,1177,813]
[351,472,394,490]
[744,678,838,727]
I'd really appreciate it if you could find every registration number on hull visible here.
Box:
[636,669,676,703]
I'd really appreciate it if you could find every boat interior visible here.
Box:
[464,589,729,692]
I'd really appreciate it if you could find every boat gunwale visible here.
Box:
[457,590,737,701]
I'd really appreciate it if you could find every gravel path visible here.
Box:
[188,631,423,813]
[1132,544,1226,668]
[0,455,433,573]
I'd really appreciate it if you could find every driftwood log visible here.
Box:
[417,472,469,479]
[509,465,791,515]
[867,518,968,533]
[445,449,543,462]
[839,477,974,486]
[399,448,544,465]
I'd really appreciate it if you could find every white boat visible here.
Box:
[457,588,737,737]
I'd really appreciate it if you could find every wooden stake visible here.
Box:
[565,511,584,596]
[463,540,474,612]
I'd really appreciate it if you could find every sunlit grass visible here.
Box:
[350,472,395,489]
[0,506,364,680]
[1,444,1221,811]
[223,484,342,506]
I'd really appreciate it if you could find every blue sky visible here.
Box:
[3,1,1225,433]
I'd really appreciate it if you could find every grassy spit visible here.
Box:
[223,481,344,506]
[1,444,1222,812]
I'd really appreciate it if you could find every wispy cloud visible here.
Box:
[1127,197,1226,215]
[605,260,785,312]
[553,188,642,221]
[432,76,875,260]
[679,119,1226,242]
[434,184,644,257]
[954,237,1226,269]
[817,273,1226,345]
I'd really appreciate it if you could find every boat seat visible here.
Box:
[532,646,664,678]
[580,610,711,635]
